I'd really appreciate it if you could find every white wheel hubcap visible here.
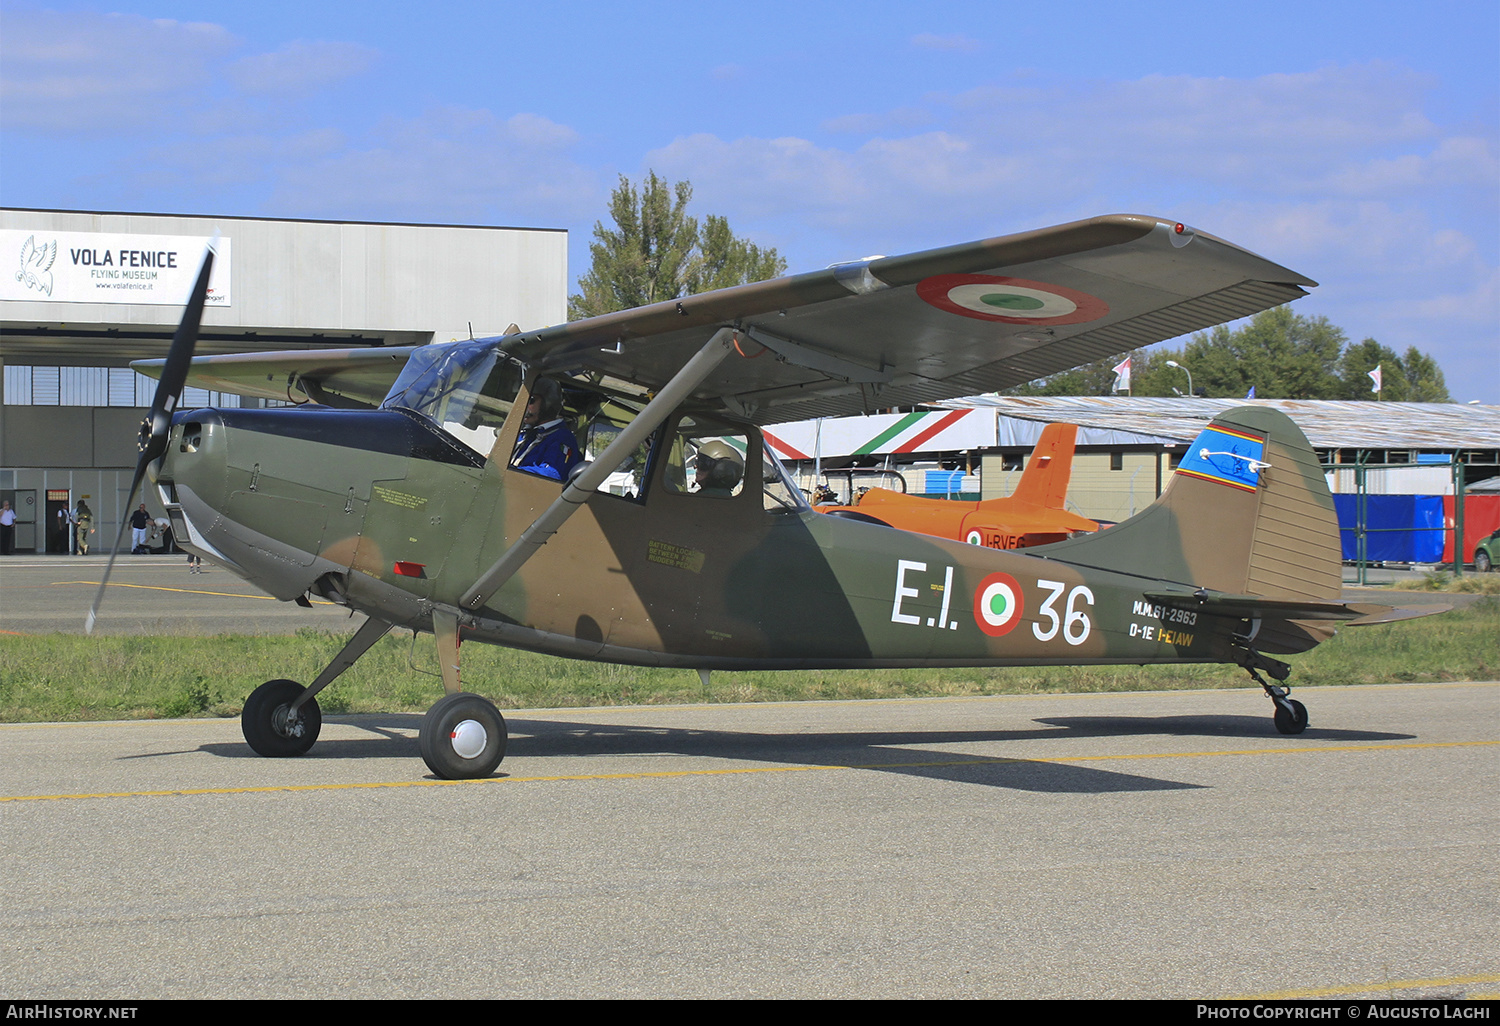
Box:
[450,719,488,759]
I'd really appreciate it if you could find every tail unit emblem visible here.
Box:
[1176,425,1268,492]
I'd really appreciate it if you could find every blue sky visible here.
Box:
[3,0,1496,401]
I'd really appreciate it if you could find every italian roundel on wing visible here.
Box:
[916,275,1109,325]
[973,572,1025,636]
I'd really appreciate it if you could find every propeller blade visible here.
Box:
[87,244,215,634]
[139,246,215,465]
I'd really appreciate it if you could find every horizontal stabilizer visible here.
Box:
[1343,603,1452,626]
[1142,590,1451,624]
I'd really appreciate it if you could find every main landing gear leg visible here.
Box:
[418,609,507,780]
[1237,649,1308,735]
[241,616,395,757]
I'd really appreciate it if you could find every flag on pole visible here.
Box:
[1111,356,1131,394]
[1245,385,1256,399]
[1368,364,1383,395]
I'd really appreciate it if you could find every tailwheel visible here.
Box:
[242,679,322,756]
[1273,698,1309,735]
[1238,649,1309,737]
[420,692,507,779]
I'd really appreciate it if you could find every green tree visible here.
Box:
[1008,355,1124,396]
[1338,339,1450,401]
[1005,307,1451,401]
[569,172,698,318]
[1397,347,1451,402]
[1179,307,1344,399]
[686,214,786,294]
[568,172,786,320]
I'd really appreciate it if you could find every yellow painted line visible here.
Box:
[1,739,1493,804]
[44,580,334,604]
[1235,972,1500,999]
[49,579,277,600]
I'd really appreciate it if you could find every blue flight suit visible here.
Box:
[512,420,583,481]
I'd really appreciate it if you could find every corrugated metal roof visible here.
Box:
[934,396,1500,450]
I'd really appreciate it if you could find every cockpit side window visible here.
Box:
[508,377,584,482]
[579,398,656,500]
[504,377,660,498]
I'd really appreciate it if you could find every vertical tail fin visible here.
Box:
[1035,407,1340,602]
[996,422,1078,510]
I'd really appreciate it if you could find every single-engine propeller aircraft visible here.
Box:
[104,213,1436,780]
[816,421,1100,548]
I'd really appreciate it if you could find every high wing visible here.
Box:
[132,345,423,408]
[504,213,1312,425]
[138,214,1313,423]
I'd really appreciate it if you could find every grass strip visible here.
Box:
[1,598,1494,723]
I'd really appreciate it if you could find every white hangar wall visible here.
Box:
[1,209,568,349]
[0,209,567,553]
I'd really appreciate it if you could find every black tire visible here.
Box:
[242,679,322,756]
[1273,698,1309,735]
[420,692,507,779]
[1476,550,1492,574]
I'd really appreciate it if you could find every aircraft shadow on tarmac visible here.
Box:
[183,713,1418,795]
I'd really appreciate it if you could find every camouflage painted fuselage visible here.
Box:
[157,402,1341,672]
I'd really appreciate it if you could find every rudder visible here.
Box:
[1004,422,1079,510]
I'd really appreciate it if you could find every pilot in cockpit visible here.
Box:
[511,378,583,481]
[691,440,745,497]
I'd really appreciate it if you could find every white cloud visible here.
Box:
[0,9,238,133]
[1327,135,1500,195]
[132,130,350,192]
[1407,265,1500,326]
[646,62,1495,393]
[939,64,1445,198]
[226,40,378,95]
[266,108,597,225]
[823,106,933,135]
[650,62,1488,241]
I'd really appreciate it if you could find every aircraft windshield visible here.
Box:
[763,445,810,513]
[381,340,523,456]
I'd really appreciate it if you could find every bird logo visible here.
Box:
[15,235,57,296]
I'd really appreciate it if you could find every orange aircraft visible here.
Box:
[817,422,1098,549]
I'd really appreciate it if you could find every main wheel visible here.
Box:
[420,692,507,779]
[1273,698,1309,735]
[1476,550,1492,574]
[242,679,322,756]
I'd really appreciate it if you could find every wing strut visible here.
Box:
[459,327,738,612]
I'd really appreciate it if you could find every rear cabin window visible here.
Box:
[663,418,748,500]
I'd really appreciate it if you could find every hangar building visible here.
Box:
[771,396,1500,564]
[0,208,566,554]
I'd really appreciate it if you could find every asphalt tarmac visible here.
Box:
[2,683,1496,999]
[1,555,360,635]
[2,556,1495,998]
